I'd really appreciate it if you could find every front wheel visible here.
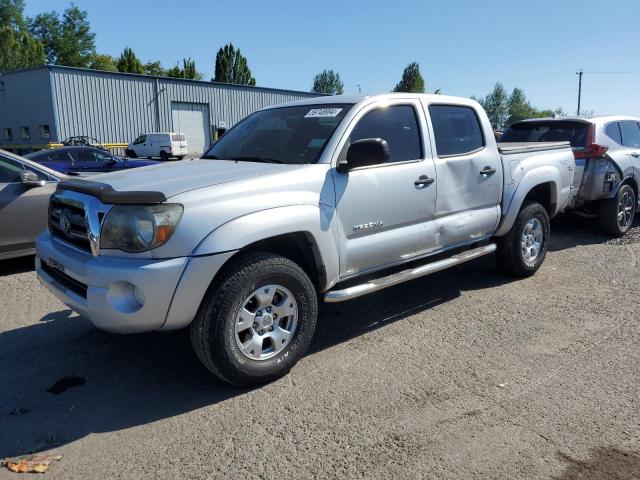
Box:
[496,201,550,277]
[125,149,137,158]
[190,253,318,387]
[598,184,636,237]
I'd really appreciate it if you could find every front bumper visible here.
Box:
[36,232,236,333]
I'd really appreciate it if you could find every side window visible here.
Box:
[348,105,422,163]
[428,105,485,157]
[620,121,640,148]
[0,155,24,183]
[604,123,622,145]
[76,149,98,162]
[93,150,114,161]
[134,135,146,145]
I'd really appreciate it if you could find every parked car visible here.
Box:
[125,132,188,161]
[501,116,640,236]
[25,146,159,175]
[0,150,67,260]
[36,93,576,386]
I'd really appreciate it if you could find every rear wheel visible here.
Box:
[160,150,169,162]
[496,201,550,277]
[190,253,318,387]
[125,149,137,158]
[598,184,636,237]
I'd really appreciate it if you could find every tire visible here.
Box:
[598,184,636,237]
[160,150,169,162]
[190,252,318,387]
[176,156,185,160]
[125,149,137,158]
[496,201,550,277]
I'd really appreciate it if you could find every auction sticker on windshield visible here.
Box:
[305,108,343,118]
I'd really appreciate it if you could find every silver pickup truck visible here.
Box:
[36,94,576,386]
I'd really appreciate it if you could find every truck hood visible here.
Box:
[88,159,307,198]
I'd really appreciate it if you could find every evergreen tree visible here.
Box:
[116,47,143,74]
[478,83,509,131]
[311,69,344,95]
[393,62,425,93]
[214,43,256,85]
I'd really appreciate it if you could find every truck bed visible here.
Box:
[498,141,571,155]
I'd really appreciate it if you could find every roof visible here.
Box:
[268,92,481,109]
[515,114,640,124]
[0,64,322,98]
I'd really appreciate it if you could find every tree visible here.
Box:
[165,63,182,78]
[477,83,509,131]
[88,53,117,72]
[311,69,344,95]
[214,43,256,85]
[506,87,537,126]
[28,5,95,67]
[143,60,164,76]
[0,0,44,72]
[393,62,425,93]
[116,47,143,74]
[165,58,202,79]
[0,25,44,72]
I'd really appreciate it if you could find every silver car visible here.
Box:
[0,150,66,260]
[502,116,640,236]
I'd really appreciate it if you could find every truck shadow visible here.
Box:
[0,256,509,458]
[0,255,35,277]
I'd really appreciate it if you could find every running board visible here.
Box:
[324,244,497,303]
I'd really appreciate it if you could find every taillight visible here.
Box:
[574,124,608,159]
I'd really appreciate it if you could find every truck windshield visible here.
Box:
[202,104,352,164]
[501,121,589,149]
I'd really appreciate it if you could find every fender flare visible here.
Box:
[495,167,561,237]
[193,204,341,289]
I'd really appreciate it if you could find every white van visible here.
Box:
[126,132,188,161]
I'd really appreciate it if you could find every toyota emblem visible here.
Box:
[59,210,71,235]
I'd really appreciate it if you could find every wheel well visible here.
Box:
[524,182,555,216]
[234,232,326,289]
[621,177,638,199]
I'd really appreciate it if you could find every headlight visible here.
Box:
[100,204,183,252]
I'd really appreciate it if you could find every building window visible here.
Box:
[39,125,51,139]
[4,128,12,141]
[20,127,30,140]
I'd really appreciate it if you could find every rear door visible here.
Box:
[425,103,501,248]
[332,100,437,277]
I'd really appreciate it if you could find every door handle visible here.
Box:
[480,166,497,176]
[414,175,435,186]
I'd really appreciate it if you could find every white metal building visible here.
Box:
[0,65,320,155]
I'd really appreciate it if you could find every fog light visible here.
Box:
[106,281,144,314]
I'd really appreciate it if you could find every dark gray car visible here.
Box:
[0,150,66,260]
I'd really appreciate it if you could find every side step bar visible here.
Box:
[324,243,497,303]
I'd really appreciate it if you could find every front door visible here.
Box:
[424,103,502,249]
[331,100,437,278]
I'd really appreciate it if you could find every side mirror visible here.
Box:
[336,138,390,173]
[20,170,46,187]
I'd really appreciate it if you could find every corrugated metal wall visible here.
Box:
[49,66,320,145]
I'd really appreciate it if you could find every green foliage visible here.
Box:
[116,47,143,74]
[0,0,44,72]
[165,58,203,80]
[0,0,25,30]
[476,84,566,131]
[214,43,256,85]
[393,62,425,93]
[28,5,95,67]
[476,83,509,131]
[143,60,164,76]
[88,53,117,72]
[0,25,44,72]
[311,69,344,95]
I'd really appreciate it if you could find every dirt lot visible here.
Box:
[1,215,639,479]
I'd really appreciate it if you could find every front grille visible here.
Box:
[49,199,92,253]
[41,260,88,298]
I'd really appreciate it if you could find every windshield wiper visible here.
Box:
[230,156,284,164]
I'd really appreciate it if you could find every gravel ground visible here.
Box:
[1,214,639,479]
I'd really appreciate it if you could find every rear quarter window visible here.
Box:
[428,105,485,157]
[604,122,622,145]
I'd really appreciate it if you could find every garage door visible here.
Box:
[171,102,211,156]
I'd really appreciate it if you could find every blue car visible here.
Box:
[25,146,159,174]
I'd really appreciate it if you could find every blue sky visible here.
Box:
[25,0,640,116]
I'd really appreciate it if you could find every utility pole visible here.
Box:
[576,69,583,115]
[357,82,361,94]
